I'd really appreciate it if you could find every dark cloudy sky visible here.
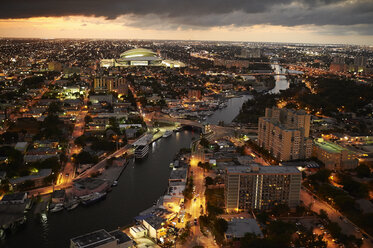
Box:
[0,0,372,45]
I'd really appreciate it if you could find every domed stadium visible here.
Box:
[100,47,185,68]
[120,48,157,59]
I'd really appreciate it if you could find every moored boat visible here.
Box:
[50,203,64,213]
[134,145,149,159]
[162,130,173,138]
[81,192,107,206]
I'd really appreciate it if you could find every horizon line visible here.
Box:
[0,36,371,47]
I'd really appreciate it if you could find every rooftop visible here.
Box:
[73,178,107,190]
[0,192,27,203]
[226,164,300,175]
[9,169,52,185]
[52,189,66,199]
[314,138,348,153]
[143,215,166,230]
[120,48,157,59]
[70,229,115,248]
[130,225,147,234]
[109,230,132,244]
[169,168,187,181]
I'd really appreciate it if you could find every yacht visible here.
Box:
[162,130,173,138]
[50,203,64,213]
[81,192,107,206]
[134,145,149,159]
[64,198,80,211]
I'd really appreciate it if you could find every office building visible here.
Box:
[225,164,301,211]
[313,138,358,170]
[354,56,367,67]
[93,76,128,95]
[258,107,313,161]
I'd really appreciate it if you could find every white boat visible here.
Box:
[162,130,173,138]
[64,198,80,211]
[66,202,79,211]
[135,145,149,159]
[50,203,64,213]
[82,192,107,206]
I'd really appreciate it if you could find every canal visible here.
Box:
[1,94,252,247]
[206,94,252,125]
[269,64,303,94]
[1,131,199,248]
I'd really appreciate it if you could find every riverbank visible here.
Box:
[1,130,200,248]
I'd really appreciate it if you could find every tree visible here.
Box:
[206,203,224,217]
[319,209,329,220]
[214,218,228,234]
[327,222,342,238]
[183,176,194,200]
[84,115,93,123]
[198,161,212,171]
[205,176,214,186]
[47,101,62,113]
[200,138,210,148]
[241,233,278,248]
[271,203,290,217]
[74,151,97,164]
[74,135,87,147]
[267,221,296,247]
[308,169,331,184]
[256,211,269,224]
[334,195,355,211]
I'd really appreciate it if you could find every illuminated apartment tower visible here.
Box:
[225,165,301,211]
[258,107,312,161]
[93,76,128,95]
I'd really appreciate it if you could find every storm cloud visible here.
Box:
[1,0,373,34]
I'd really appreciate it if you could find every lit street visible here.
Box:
[301,188,373,248]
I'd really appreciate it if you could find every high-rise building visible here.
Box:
[238,48,262,58]
[354,56,367,67]
[225,165,301,211]
[332,57,345,64]
[93,76,128,95]
[258,107,313,161]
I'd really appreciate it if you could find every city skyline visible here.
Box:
[1,0,373,45]
[0,1,373,247]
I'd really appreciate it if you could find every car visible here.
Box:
[65,173,69,177]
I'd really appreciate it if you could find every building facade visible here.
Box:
[225,165,301,211]
[94,76,128,95]
[258,107,313,161]
[313,138,358,170]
